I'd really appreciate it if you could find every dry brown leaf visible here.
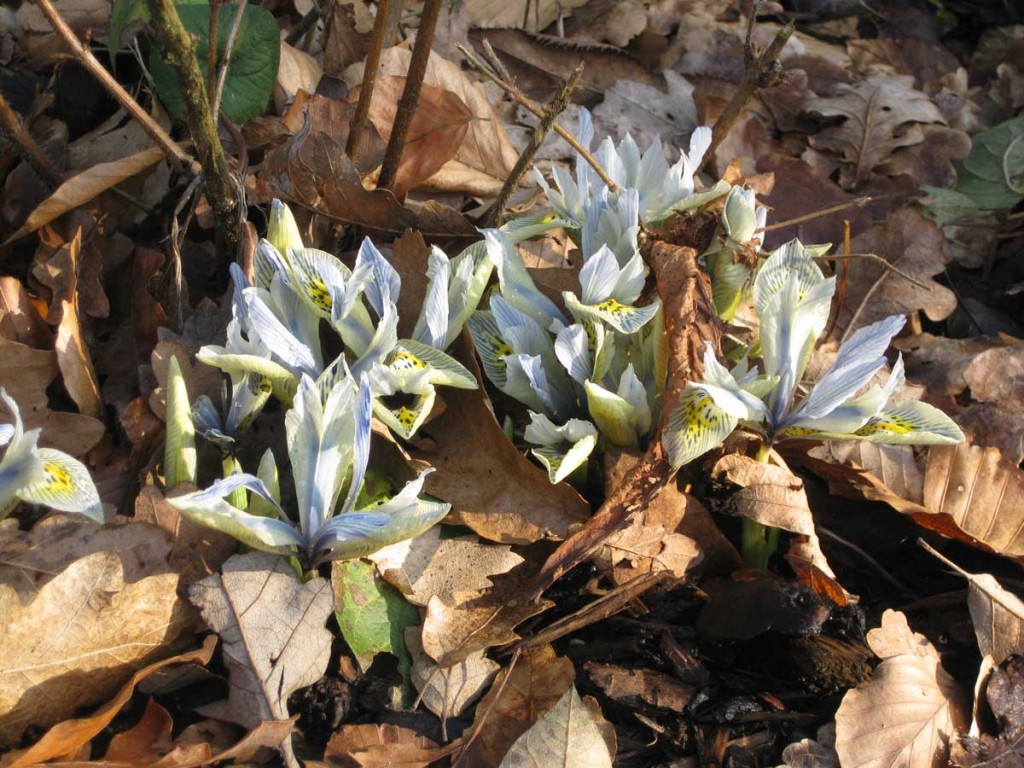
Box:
[421,592,551,667]
[923,545,1024,664]
[413,338,589,544]
[322,0,373,77]
[148,340,223,421]
[922,439,1024,558]
[406,627,499,719]
[103,697,174,763]
[464,0,588,30]
[325,723,445,768]
[803,73,947,190]
[819,442,924,504]
[778,736,840,768]
[0,338,105,456]
[596,524,700,585]
[0,551,197,750]
[957,402,1024,466]
[369,527,524,607]
[894,334,1022,398]
[6,147,166,243]
[840,207,958,338]
[0,277,51,348]
[498,685,613,768]
[274,42,323,114]
[375,47,518,196]
[188,553,332,768]
[458,645,575,768]
[360,76,472,199]
[835,610,967,768]
[963,346,1024,407]
[56,296,101,418]
[584,662,695,711]
[592,71,699,149]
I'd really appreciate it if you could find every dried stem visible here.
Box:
[34,0,198,174]
[756,196,871,233]
[480,63,583,228]
[816,252,933,291]
[211,0,248,119]
[346,0,392,163]
[377,0,443,194]
[698,5,793,174]
[458,41,618,192]
[0,91,63,187]
[284,0,326,46]
[207,0,221,100]
[146,0,239,256]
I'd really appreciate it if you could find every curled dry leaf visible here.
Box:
[595,523,701,585]
[498,685,613,768]
[923,544,1024,664]
[369,527,525,607]
[584,662,695,711]
[835,610,967,768]
[777,737,840,768]
[0,551,197,750]
[713,453,835,577]
[103,697,173,763]
[840,207,958,338]
[5,147,167,243]
[0,276,51,348]
[188,553,334,768]
[406,627,499,720]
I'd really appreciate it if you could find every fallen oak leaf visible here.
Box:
[325,723,459,768]
[5,635,215,766]
[834,610,968,768]
[188,553,333,768]
[0,551,198,751]
[406,627,499,721]
[497,685,613,768]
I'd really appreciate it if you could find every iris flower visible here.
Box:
[664,240,964,468]
[0,390,102,521]
[168,373,450,570]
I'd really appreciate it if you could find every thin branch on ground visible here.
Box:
[346,0,393,163]
[698,3,793,174]
[34,0,199,174]
[0,92,63,187]
[756,196,872,234]
[480,63,583,228]
[377,0,443,194]
[817,253,933,292]
[211,0,248,119]
[458,41,619,193]
[146,0,240,257]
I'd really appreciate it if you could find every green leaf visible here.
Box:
[332,559,419,679]
[164,355,197,488]
[109,0,147,62]
[149,3,280,125]
[951,114,1024,211]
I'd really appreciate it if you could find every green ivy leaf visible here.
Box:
[332,559,419,679]
[109,0,205,66]
[952,115,1024,211]
[149,3,280,125]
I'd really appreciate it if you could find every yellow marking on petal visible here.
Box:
[387,350,427,372]
[306,276,333,312]
[396,407,418,429]
[777,426,820,437]
[42,461,75,494]
[676,394,718,451]
[539,213,558,224]
[595,298,628,316]
[856,418,913,437]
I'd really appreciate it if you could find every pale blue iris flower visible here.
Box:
[168,373,450,570]
[0,389,102,521]
[664,241,964,468]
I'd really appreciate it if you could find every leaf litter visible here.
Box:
[1,1,1023,766]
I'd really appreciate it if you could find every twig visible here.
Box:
[211,0,248,119]
[346,0,392,163]
[207,0,221,100]
[755,196,872,234]
[34,0,199,174]
[146,0,240,256]
[284,0,325,46]
[819,253,933,291]
[451,648,521,767]
[698,5,793,174]
[377,0,443,194]
[457,41,618,192]
[480,63,583,228]
[817,526,913,595]
[0,91,63,187]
